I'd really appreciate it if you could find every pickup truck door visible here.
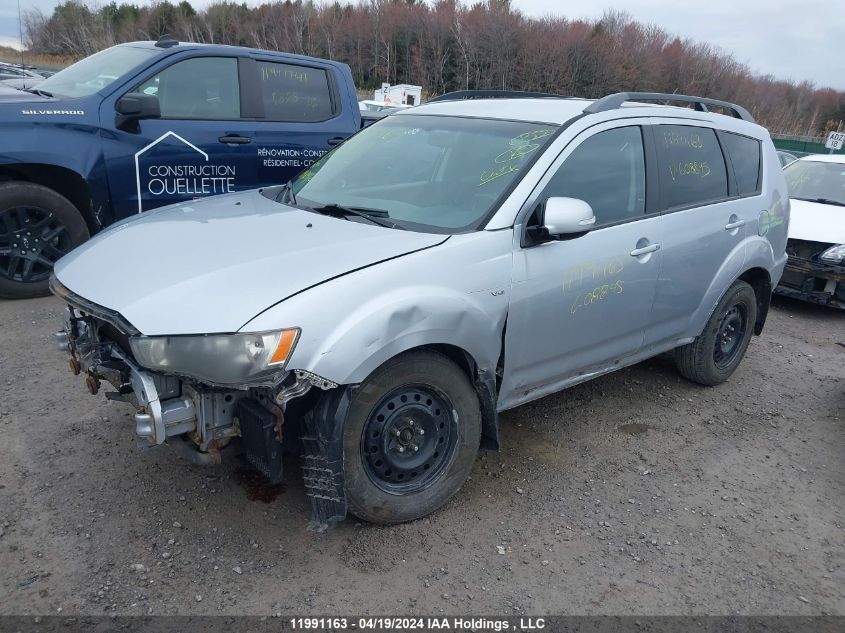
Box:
[243,56,359,189]
[499,121,663,409]
[100,55,258,220]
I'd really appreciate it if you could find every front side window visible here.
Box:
[784,160,845,206]
[540,126,646,226]
[289,115,559,232]
[36,44,158,98]
[722,132,761,196]
[656,125,728,209]
[134,57,240,119]
[257,61,333,122]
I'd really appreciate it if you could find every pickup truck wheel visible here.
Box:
[674,280,757,386]
[0,182,89,299]
[342,350,481,524]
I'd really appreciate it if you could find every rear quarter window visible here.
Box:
[656,125,728,210]
[721,132,762,196]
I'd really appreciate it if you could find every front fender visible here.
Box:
[306,285,504,384]
[241,230,514,386]
[0,102,103,176]
[0,112,110,226]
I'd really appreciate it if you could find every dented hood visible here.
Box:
[788,198,845,244]
[54,189,447,335]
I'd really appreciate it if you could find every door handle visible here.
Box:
[724,219,746,230]
[218,135,251,144]
[327,137,346,146]
[630,243,661,257]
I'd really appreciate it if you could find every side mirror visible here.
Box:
[543,197,595,236]
[115,92,160,130]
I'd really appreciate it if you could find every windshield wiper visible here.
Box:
[310,203,405,230]
[24,88,53,98]
[275,180,297,205]
[794,196,845,207]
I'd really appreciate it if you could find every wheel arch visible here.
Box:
[0,164,98,233]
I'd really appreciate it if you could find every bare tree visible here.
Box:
[22,0,845,135]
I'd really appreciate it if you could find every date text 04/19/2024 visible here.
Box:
[289,617,547,630]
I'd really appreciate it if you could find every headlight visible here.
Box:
[129,328,300,385]
[820,244,845,264]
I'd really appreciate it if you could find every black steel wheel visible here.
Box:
[713,304,747,369]
[341,350,481,524]
[675,280,757,386]
[0,182,89,299]
[361,385,457,494]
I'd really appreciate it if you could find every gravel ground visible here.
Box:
[0,295,843,616]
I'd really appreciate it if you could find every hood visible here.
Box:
[788,198,845,244]
[0,77,44,91]
[0,84,47,102]
[54,190,448,335]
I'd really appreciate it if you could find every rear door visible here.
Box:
[101,54,257,218]
[245,56,355,188]
[645,121,760,346]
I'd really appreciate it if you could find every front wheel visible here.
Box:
[0,182,90,299]
[674,280,758,386]
[342,350,481,524]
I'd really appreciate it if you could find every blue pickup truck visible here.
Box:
[0,38,364,298]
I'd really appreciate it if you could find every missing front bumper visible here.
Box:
[54,304,245,448]
[775,256,845,309]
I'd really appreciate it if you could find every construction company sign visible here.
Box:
[134,131,236,213]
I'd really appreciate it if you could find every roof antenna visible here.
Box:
[17,0,25,72]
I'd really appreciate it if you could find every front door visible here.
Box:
[500,123,663,408]
[100,55,257,221]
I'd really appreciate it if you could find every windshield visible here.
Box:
[290,115,558,232]
[36,45,158,98]
[784,159,845,206]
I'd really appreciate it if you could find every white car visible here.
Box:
[776,154,845,308]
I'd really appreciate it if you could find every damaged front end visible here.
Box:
[50,278,346,527]
[775,239,845,309]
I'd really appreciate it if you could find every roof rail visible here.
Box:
[583,92,755,123]
[428,90,563,103]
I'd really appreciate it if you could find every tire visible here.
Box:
[674,280,757,386]
[0,181,90,299]
[342,350,481,524]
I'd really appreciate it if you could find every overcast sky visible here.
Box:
[2,0,842,90]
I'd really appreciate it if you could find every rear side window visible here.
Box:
[721,132,761,195]
[656,125,728,209]
[541,126,646,226]
[256,61,334,122]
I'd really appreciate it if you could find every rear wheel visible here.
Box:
[343,350,481,524]
[0,182,90,299]
[674,280,757,385]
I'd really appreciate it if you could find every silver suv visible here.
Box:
[51,91,788,527]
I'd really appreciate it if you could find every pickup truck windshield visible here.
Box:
[35,45,158,98]
[784,160,845,207]
[290,115,559,232]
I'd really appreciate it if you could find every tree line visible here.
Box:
[22,0,845,137]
